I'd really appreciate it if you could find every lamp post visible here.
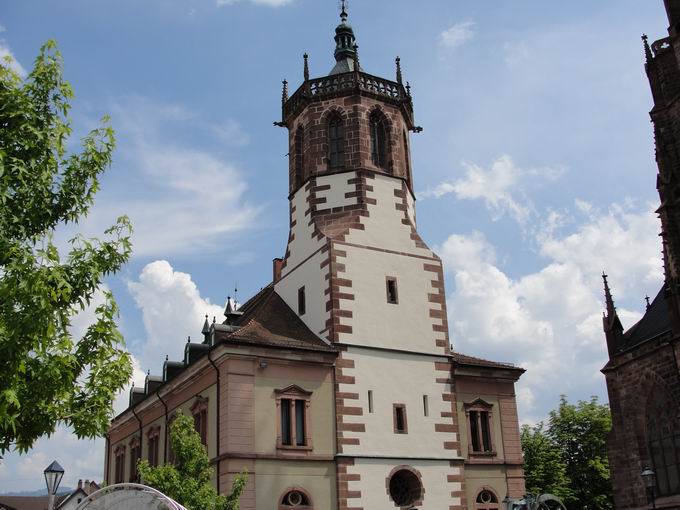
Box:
[641,467,657,510]
[44,460,64,510]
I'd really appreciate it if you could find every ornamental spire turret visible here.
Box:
[330,0,360,75]
[602,272,624,358]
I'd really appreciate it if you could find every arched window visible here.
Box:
[647,385,680,495]
[475,488,500,510]
[294,125,304,190]
[370,111,388,170]
[279,488,312,509]
[328,115,344,169]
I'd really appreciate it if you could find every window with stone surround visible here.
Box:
[113,445,125,484]
[464,399,496,456]
[129,436,140,482]
[387,466,423,508]
[393,403,408,434]
[147,426,160,467]
[166,414,177,464]
[370,110,389,170]
[474,488,500,510]
[191,396,209,448]
[328,115,345,169]
[275,385,313,450]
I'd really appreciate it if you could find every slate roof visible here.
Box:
[621,285,672,350]
[217,285,336,353]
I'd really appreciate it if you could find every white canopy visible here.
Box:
[75,483,188,510]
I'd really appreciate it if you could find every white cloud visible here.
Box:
[439,201,662,423]
[216,0,294,6]
[0,40,27,77]
[127,260,224,372]
[439,21,475,50]
[63,96,260,258]
[421,155,561,225]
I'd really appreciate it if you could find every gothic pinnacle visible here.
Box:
[396,56,403,84]
[303,53,310,81]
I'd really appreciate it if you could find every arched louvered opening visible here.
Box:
[370,110,389,171]
[328,114,345,169]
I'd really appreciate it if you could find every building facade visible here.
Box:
[107,7,526,509]
[602,1,680,508]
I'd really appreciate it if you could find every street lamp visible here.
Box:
[641,467,657,510]
[44,460,64,510]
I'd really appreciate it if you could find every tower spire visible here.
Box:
[330,0,358,74]
[602,271,616,318]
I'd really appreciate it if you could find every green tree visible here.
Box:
[548,396,613,510]
[521,422,573,501]
[0,41,133,453]
[138,412,248,510]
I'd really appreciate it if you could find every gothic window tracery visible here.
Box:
[294,125,304,190]
[370,110,389,170]
[328,115,345,169]
[647,385,680,495]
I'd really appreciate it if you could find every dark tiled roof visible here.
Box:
[219,286,336,353]
[622,285,672,350]
[452,351,523,371]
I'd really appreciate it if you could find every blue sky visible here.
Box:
[0,0,670,492]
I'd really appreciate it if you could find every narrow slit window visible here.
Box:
[423,395,429,417]
[394,404,407,434]
[386,277,398,304]
[298,286,306,316]
[368,390,374,413]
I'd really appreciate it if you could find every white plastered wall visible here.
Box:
[338,347,460,458]
[275,249,329,337]
[348,458,462,510]
[337,246,442,354]
[344,173,431,258]
[255,459,336,510]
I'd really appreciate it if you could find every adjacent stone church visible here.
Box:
[106,7,526,509]
[602,0,680,508]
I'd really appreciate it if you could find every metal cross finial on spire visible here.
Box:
[645,295,651,310]
[339,0,348,23]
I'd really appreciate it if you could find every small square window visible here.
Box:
[386,277,398,304]
[298,286,306,315]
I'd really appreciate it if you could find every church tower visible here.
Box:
[274,5,524,509]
